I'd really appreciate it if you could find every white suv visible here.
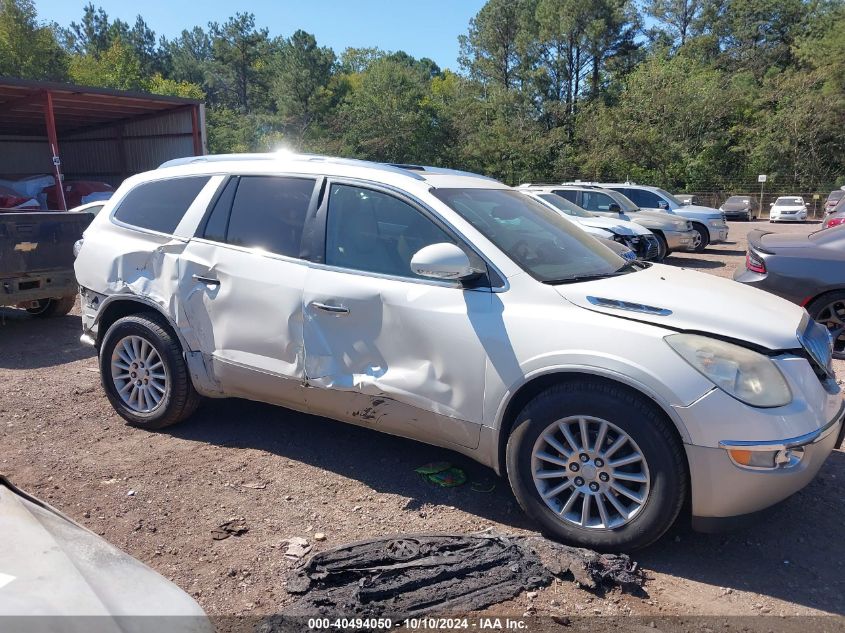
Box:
[75,154,843,550]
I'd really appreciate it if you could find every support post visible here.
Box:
[43,91,67,211]
[191,105,202,156]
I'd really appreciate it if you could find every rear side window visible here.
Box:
[204,176,315,258]
[553,189,579,204]
[113,176,210,234]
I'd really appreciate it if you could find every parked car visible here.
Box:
[769,196,808,222]
[823,189,845,215]
[822,210,845,230]
[0,474,210,621]
[1,207,94,317]
[75,154,843,551]
[0,185,39,209]
[735,226,845,359]
[540,184,695,260]
[518,186,661,261]
[590,183,729,253]
[720,195,761,220]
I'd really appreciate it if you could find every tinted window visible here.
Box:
[581,191,617,211]
[619,188,661,208]
[554,189,579,204]
[114,176,210,233]
[224,176,315,257]
[326,184,456,279]
[202,178,237,242]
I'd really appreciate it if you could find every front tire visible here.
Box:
[25,296,75,318]
[806,291,845,360]
[653,233,669,261]
[99,313,200,429]
[689,223,710,253]
[506,380,687,551]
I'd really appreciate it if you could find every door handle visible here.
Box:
[193,274,220,286]
[312,302,349,315]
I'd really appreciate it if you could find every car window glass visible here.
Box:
[224,176,315,257]
[202,178,237,242]
[581,191,615,211]
[113,176,210,233]
[326,184,457,279]
[622,188,661,208]
[553,189,579,204]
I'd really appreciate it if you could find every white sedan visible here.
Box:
[770,196,808,222]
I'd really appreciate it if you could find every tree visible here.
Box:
[207,13,273,112]
[61,2,112,56]
[271,30,335,146]
[68,37,144,90]
[645,0,704,47]
[0,0,67,80]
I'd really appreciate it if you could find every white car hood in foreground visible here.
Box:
[554,264,805,351]
[578,215,649,236]
[0,478,209,625]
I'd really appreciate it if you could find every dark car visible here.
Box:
[720,195,760,220]
[734,227,845,358]
[824,189,845,215]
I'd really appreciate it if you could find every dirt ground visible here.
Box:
[1,219,843,623]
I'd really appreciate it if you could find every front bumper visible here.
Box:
[706,221,729,243]
[684,394,842,527]
[663,228,696,251]
[771,212,808,222]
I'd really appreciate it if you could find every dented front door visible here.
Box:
[302,268,489,449]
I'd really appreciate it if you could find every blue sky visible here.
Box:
[35,0,486,71]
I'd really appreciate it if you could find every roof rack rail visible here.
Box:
[386,163,499,181]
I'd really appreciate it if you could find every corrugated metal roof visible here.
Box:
[0,76,200,136]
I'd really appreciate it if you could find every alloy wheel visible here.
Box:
[110,335,168,413]
[531,416,650,530]
[816,300,845,357]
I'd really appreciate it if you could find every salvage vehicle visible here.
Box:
[518,186,661,261]
[541,184,695,260]
[593,183,729,253]
[0,474,209,622]
[720,195,761,221]
[769,196,808,222]
[735,226,845,359]
[75,154,843,551]
[1,207,93,317]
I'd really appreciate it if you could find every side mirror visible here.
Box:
[608,202,621,214]
[410,243,477,281]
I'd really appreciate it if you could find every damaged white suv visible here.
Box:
[75,154,844,550]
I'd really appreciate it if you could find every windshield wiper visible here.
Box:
[542,261,644,285]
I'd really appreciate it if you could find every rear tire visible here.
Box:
[506,380,687,551]
[25,296,76,318]
[99,312,200,429]
[689,223,709,253]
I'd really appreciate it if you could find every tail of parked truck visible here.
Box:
[1,209,93,317]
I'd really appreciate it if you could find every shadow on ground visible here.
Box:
[0,309,94,368]
[664,255,725,269]
[169,397,533,532]
[642,449,845,615]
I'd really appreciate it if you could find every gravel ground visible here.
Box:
[1,219,843,622]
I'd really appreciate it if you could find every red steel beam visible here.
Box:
[43,91,67,211]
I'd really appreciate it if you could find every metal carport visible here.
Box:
[0,77,205,209]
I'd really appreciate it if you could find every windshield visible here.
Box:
[655,188,684,207]
[604,189,640,213]
[536,193,595,218]
[775,197,804,205]
[433,188,631,283]
[726,196,749,203]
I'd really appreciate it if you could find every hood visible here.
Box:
[578,215,641,236]
[628,210,691,231]
[772,204,806,213]
[0,478,208,622]
[673,204,723,220]
[554,264,805,350]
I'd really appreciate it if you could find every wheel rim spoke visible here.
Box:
[110,335,168,414]
[532,415,650,531]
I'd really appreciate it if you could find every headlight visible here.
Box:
[73,238,84,258]
[707,219,723,226]
[665,333,791,407]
